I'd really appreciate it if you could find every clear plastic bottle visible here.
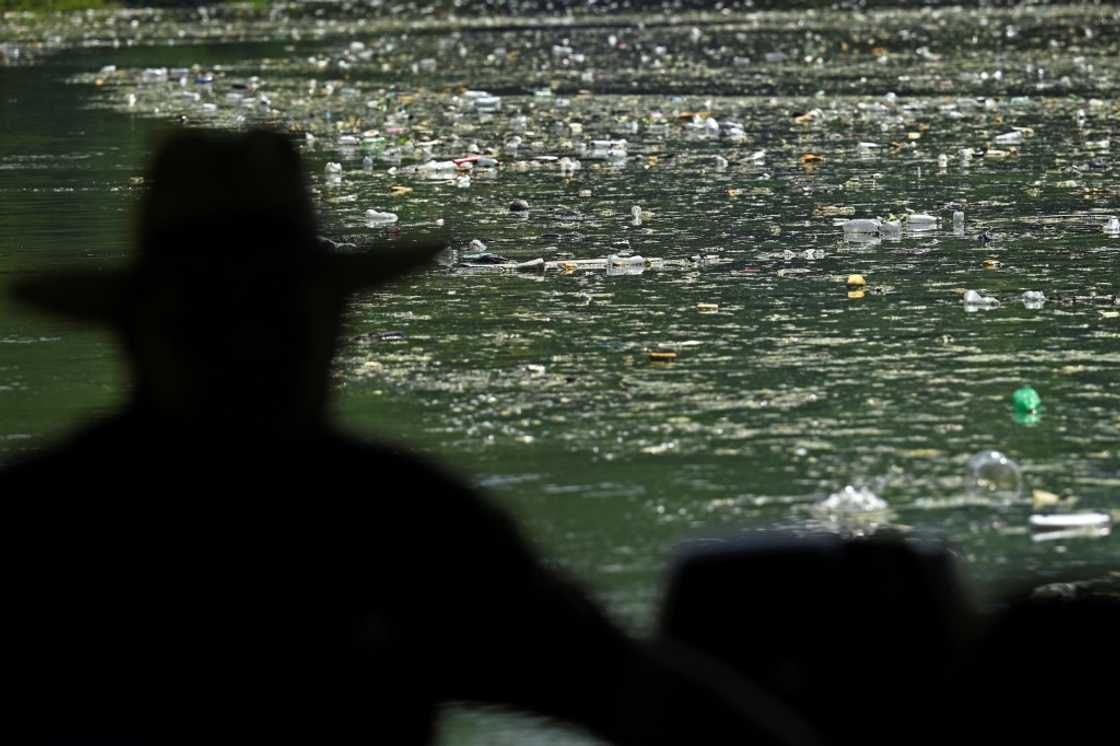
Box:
[906,213,938,231]
[842,219,880,234]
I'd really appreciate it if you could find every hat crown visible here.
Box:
[137,129,318,261]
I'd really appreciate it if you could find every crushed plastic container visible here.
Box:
[995,131,1024,145]
[1021,291,1046,308]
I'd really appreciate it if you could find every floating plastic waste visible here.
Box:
[1104,216,1120,234]
[414,160,457,180]
[966,450,1023,502]
[814,485,889,514]
[842,219,880,235]
[609,254,646,267]
[963,290,999,310]
[1021,291,1046,308]
[905,213,938,231]
[1030,513,1111,542]
[1012,385,1042,414]
[587,139,627,160]
[994,131,1024,145]
[365,209,398,226]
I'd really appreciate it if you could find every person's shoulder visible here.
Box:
[324,430,473,488]
[321,429,522,532]
[0,416,126,485]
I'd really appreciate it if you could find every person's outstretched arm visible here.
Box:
[361,451,822,746]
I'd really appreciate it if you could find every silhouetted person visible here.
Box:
[5,129,821,746]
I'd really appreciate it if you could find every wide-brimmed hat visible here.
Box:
[9,128,445,323]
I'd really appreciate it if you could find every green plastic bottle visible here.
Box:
[1012,385,1042,413]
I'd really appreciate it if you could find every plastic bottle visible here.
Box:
[1012,385,1042,413]
[842,219,880,235]
[995,131,1024,145]
[906,213,938,231]
[365,209,398,226]
[416,160,456,179]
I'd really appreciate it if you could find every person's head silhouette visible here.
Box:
[13,128,442,434]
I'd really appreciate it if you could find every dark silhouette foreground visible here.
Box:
[5,129,822,746]
[659,532,1120,746]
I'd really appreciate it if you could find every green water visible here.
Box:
[2,5,1118,743]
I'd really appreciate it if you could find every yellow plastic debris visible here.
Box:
[696,303,719,312]
[848,290,866,300]
[801,153,824,163]
[982,258,1001,268]
[1031,489,1062,509]
[846,274,867,287]
[648,350,678,362]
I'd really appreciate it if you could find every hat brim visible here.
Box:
[9,236,449,324]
